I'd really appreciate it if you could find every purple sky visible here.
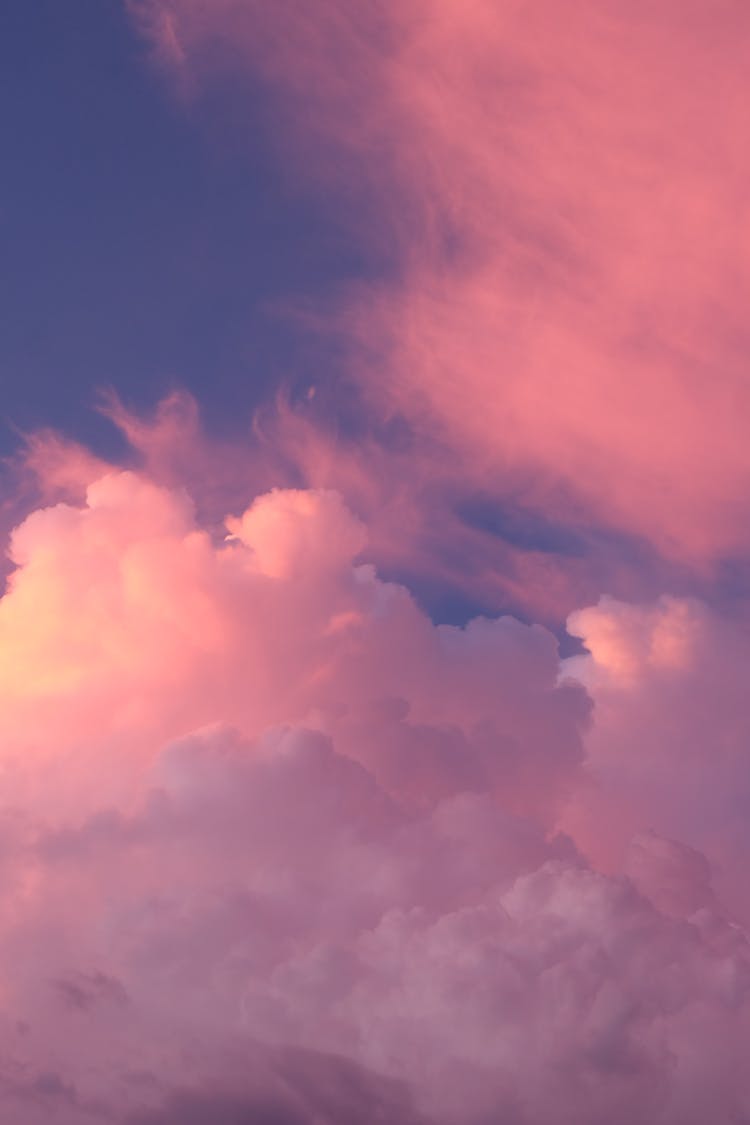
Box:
[2,0,373,452]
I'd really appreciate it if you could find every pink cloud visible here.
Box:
[0,467,587,819]
[0,463,746,1119]
[563,594,750,919]
[1,4,747,1119]
[21,386,685,628]
[130,0,750,564]
[3,714,750,1123]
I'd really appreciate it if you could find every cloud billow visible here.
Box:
[0,466,747,1122]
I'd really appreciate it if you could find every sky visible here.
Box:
[2,2,750,1122]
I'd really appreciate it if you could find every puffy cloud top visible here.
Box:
[0,470,747,1122]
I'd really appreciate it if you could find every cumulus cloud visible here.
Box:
[0,464,746,1121]
[0,466,588,819]
[563,595,750,917]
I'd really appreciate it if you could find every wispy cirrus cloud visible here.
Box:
[129,0,750,568]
